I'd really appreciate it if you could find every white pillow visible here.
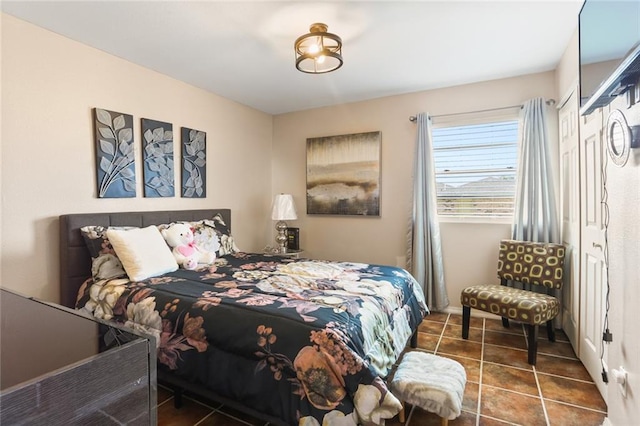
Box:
[106,226,178,281]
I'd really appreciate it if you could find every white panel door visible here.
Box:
[559,89,580,352]
[579,108,608,400]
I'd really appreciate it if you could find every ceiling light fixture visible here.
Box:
[294,23,343,74]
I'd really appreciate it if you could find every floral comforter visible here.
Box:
[76,253,428,425]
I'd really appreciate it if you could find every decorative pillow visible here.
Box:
[202,213,239,255]
[80,225,136,259]
[91,253,127,281]
[106,226,178,281]
[157,213,239,256]
[80,225,134,280]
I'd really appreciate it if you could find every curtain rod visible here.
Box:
[409,99,556,122]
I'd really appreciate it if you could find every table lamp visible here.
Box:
[271,194,297,253]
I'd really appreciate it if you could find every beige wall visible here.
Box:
[273,71,559,311]
[0,14,273,303]
[556,29,579,101]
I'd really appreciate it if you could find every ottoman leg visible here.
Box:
[398,401,406,423]
[441,417,449,426]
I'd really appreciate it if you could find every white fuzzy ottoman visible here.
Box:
[390,351,467,425]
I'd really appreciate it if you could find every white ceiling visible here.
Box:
[1,1,583,115]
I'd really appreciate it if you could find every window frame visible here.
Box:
[430,108,521,223]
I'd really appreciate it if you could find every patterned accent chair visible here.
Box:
[460,239,565,365]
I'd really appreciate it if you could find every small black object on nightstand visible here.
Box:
[286,227,299,251]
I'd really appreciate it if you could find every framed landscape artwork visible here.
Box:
[306,131,381,216]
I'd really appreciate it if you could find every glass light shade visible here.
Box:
[294,23,343,74]
[271,194,298,221]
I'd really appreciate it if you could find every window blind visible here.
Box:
[431,120,519,218]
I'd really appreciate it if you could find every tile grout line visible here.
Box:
[541,397,608,414]
[536,370,599,385]
[533,363,551,426]
[406,404,416,425]
[481,382,549,400]
[520,322,552,425]
[183,394,224,412]
[210,409,256,426]
[194,410,216,426]
[480,342,580,363]
[480,412,524,425]
[157,396,173,408]
[433,312,449,354]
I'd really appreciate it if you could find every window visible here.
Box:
[431,117,519,219]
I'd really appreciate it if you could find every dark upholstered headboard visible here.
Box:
[59,209,231,309]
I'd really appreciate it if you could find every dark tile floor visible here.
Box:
[157,312,607,426]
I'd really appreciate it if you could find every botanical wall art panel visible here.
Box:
[306,131,381,216]
[181,127,206,198]
[141,118,174,197]
[93,108,136,198]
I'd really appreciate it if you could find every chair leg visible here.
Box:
[462,306,471,339]
[546,320,556,342]
[502,317,510,328]
[440,417,449,426]
[527,324,539,365]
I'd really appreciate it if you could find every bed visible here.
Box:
[59,209,428,425]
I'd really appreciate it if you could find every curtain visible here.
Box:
[512,98,560,243]
[407,113,449,311]
[512,97,562,325]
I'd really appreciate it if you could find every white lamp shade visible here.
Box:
[271,194,298,221]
